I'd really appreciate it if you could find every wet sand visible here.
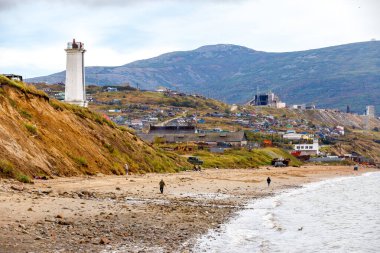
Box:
[0,165,376,253]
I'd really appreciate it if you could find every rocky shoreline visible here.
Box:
[0,166,375,252]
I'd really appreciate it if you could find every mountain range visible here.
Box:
[27,41,380,114]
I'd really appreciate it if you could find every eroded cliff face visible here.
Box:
[0,76,187,179]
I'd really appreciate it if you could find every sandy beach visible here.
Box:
[0,165,377,253]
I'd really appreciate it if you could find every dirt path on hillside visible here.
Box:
[0,165,377,253]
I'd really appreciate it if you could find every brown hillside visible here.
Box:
[248,106,379,129]
[0,76,188,180]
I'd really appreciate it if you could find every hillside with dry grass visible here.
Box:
[244,106,379,129]
[0,76,189,182]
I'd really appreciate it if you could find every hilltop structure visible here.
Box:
[64,39,87,107]
[2,74,23,82]
[248,91,286,108]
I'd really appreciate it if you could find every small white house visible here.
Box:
[148,117,159,122]
[276,102,286,108]
[294,139,319,155]
[291,104,306,110]
[335,126,345,135]
[283,133,303,140]
[106,87,118,92]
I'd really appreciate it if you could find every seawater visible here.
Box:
[194,172,380,253]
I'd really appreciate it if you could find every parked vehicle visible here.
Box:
[187,156,204,165]
[271,158,290,166]
[274,161,286,167]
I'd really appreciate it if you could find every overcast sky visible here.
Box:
[0,0,379,78]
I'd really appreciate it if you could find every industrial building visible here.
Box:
[248,91,286,108]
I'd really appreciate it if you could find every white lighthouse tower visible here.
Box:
[64,39,87,107]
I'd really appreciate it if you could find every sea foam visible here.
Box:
[195,172,380,253]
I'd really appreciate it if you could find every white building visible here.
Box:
[292,104,306,110]
[65,39,87,107]
[276,102,286,108]
[283,132,303,140]
[335,125,345,135]
[294,139,319,155]
[365,105,375,118]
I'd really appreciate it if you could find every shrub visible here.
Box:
[0,159,15,176]
[20,110,32,119]
[73,156,88,167]
[175,166,190,172]
[104,143,115,153]
[94,116,103,124]
[154,136,166,144]
[8,98,18,108]
[17,174,32,183]
[102,118,116,128]
[0,160,33,183]
[24,123,38,135]
[49,100,64,111]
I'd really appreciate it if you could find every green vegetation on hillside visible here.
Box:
[92,90,228,111]
[0,159,32,183]
[0,75,49,100]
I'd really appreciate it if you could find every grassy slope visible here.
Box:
[91,90,229,111]
[0,76,189,181]
[329,130,380,163]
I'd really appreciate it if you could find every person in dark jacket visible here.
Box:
[159,179,165,194]
[267,177,271,187]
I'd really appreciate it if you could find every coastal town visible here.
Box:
[20,79,378,169]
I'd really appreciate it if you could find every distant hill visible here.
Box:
[27,41,380,114]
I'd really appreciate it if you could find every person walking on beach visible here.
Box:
[354,164,359,171]
[267,177,271,187]
[159,179,165,194]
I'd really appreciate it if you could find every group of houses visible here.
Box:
[138,126,248,147]
[137,125,325,157]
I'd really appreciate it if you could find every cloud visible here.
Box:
[0,0,247,11]
[0,0,18,10]
[1,0,379,78]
